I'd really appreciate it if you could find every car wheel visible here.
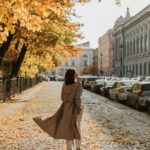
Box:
[116,95,119,102]
[101,91,104,96]
[148,104,150,115]
[135,101,142,111]
[108,94,112,100]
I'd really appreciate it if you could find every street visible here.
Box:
[0,81,150,150]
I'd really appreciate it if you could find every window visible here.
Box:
[129,65,131,72]
[140,36,143,52]
[142,84,150,91]
[127,42,129,56]
[132,84,141,91]
[112,82,117,88]
[83,54,88,58]
[149,62,150,75]
[140,63,142,75]
[124,42,127,57]
[82,54,88,67]
[136,64,138,75]
[137,38,139,54]
[133,40,135,55]
[144,35,148,52]
[126,66,128,76]
[121,82,132,86]
[132,64,135,76]
[144,63,146,75]
[130,41,132,55]
[84,60,88,66]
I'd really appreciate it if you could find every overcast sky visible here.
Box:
[72,0,150,48]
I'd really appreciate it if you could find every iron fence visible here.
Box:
[0,76,43,102]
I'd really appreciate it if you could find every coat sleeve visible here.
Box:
[75,82,82,114]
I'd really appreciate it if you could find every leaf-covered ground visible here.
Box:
[0,81,150,150]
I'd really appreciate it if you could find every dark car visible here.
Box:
[147,99,150,115]
[127,82,150,111]
[91,79,105,94]
[49,75,57,81]
[100,80,115,98]
[83,77,99,90]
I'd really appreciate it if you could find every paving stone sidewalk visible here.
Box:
[0,82,150,150]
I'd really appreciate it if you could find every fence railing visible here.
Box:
[0,76,43,102]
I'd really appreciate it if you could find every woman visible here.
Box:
[33,69,83,150]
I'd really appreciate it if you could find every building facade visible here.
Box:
[98,29,114,75]
[93,48,98,74]
[57,42,94,75]
[113,6,150,77]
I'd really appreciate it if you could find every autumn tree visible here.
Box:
[0,0,121,77]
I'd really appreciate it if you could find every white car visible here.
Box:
[109,80,137,102]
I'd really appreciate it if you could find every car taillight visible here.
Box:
[119,88,125,93]
[138,92,144,97]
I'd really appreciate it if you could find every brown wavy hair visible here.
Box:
[65,69,75,85]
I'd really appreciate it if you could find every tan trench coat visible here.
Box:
[33,82,83,140]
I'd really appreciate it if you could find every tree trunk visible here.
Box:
[0,33,14,64]
[11,44,28,77]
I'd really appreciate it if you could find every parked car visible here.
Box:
[147,99,150,115]
[136,76,146,81]
[91,79,105,94]
[100,80,115,98]
[122,77,130,80]
[145,76,150,82]
[56,76,64,81]
[83,77,99,90]
[43,76,49,81]
[49,75,57,81]
[109,80,135,102]
[127,82,150,111]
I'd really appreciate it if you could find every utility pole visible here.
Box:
[100,53,103,75]
[119,45,124,77]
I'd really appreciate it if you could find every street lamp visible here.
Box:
[119,45,124,77]
[100,53,103,75]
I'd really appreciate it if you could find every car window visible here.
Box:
[132,84,141,91]
[106,82,114,86]
[87,78,98,81]
[116,82,120,88]
[141,84,150,91]
[120,82,132,86]
[112,82,117,88]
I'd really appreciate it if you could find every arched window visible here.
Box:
[137,38,139,54]
[82,54,88,67]
[133,40,135,55]
[144,63,146,75]
[144,35,148,52]
[130,41,132,55]
[140,36,143,52]
[136,64,138,75]
[82,54,88,58]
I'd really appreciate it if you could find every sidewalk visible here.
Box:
[0,81,149,150]
[0,82,44,119]
[0,81,116,150]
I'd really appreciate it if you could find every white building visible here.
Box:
[57,42,94,75]
[113,6,150,77]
